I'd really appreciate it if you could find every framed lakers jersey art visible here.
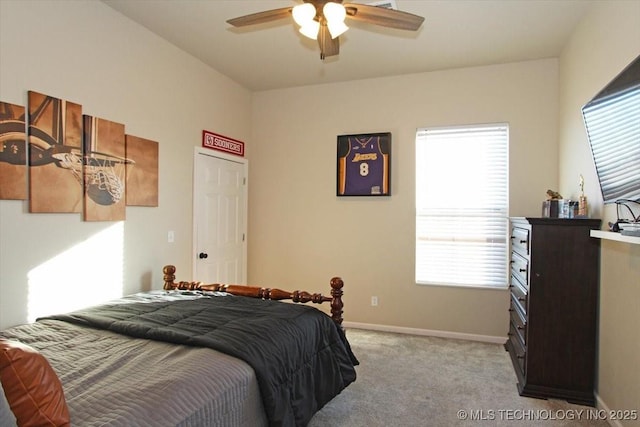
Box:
[337,132,391,196]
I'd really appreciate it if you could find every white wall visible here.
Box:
[0,0,252,328]
[249,59,559,338]
[558,1,640,423]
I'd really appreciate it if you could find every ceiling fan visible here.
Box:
[226,1,425,60]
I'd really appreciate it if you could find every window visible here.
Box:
[415,124,509,288]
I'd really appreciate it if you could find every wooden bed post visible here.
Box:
[330,277,344,327]
[163,265,176,290]
[161,265,345,327]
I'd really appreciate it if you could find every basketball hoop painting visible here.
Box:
[82,115,129,221]
[1,89,158,221]
[0,101,27,200]
[125,135,158,207]
[27,90,84,212]
[202,130,244,157]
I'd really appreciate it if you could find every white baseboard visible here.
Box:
[595,393,623,427]
[343,321,506,344]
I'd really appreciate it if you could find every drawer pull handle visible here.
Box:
[518,297,526,302]
[517,325,524,330]
[509,237,527,244]
[517,354,525,359]
[519,268,526,273]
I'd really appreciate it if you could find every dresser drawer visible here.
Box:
[509,299,527,344]
[511,226,530,257]
[508,322,527,375]
[511,251,529,287]
[510,275,528,315]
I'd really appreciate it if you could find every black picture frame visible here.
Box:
[336,132,391,196]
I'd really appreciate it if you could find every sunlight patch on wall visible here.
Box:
[27,222,125,322]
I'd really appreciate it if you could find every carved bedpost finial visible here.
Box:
[163,265,176,290]
[330,277,344,327]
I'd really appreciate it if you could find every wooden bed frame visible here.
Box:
[162,265,345,326]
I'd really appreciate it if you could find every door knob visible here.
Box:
[199,252,208,259]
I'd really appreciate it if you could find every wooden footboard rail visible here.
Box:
[162,265,344,326]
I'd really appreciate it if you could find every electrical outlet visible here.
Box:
[371,296,378,306]
[168,231,175,243]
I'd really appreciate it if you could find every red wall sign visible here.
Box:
[202,130,245,157]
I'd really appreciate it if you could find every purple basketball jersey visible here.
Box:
[343,136,388,195]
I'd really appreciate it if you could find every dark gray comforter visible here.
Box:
[42,291,358,427]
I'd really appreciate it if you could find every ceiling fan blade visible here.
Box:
[343,3,424,31]
[318,25,340,59]
[226,7,293,27]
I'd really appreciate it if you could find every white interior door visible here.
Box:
[193,149,247,284]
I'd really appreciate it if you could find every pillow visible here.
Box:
[0,339,70,427]
[0,381,18,427]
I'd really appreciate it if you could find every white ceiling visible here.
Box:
[102,0,593,92]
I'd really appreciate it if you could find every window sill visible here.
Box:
[416,281,508,290]
[590,230,640,245]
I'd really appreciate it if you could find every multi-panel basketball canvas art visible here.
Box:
[28,91,84,213]
[82,115,127,221]
[125,135,159,207]
[0,91,159,220]
[0,102,28,200]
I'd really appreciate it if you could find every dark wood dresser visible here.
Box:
[505,217,601,406]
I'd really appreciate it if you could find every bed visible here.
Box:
[0,265,358,427]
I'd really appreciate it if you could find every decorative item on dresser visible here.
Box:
[505,217,601,406]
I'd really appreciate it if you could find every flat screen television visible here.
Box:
[582,55,640,211]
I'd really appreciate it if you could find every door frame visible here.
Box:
[192,147,248,283]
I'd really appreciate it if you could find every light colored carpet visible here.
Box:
[309,329,610,427]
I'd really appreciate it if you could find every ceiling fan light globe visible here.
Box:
[299,21,320,39]
[327,21,348,39]
[323,2,346,22]
[292,3,316,26]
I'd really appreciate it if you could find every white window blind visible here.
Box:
[415,124,509,288]
[582,85,640,203]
